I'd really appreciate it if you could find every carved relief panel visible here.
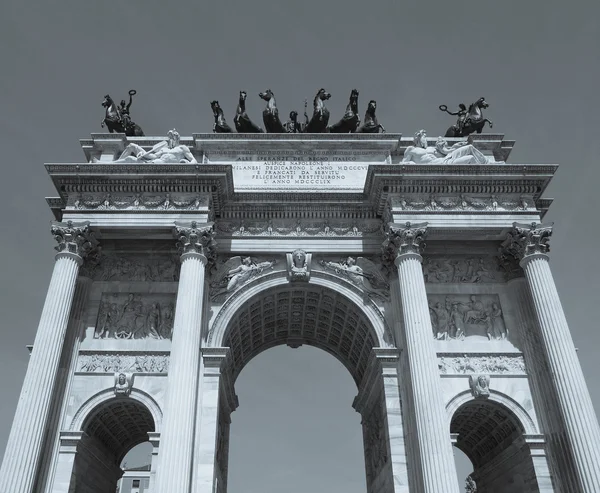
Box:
[428,294,507,341]
[94,293,176,340]
[363,397,388,486]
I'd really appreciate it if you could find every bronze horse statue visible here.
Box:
[441,97,493,137]
[258,89,285,133]
[234,91,263,133]
[211,101,232,133]
[328,89,360,133]
[356,100,385,133]
[101,91,144,136]
[304,88,331,133]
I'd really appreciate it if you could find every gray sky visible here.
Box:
[0,0,599,492]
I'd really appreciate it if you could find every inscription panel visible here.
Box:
[208,150,387,191]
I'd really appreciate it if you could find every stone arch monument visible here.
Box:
[1,130,600,493]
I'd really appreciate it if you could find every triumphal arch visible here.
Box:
[2,94,600,493]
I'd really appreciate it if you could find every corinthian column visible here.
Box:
[0,221,96,493]
[504,222,600,492]
[154,221,216,493]
[384,223,460,493]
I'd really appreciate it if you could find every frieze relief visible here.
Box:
[68,193,208,211]
[77,352,169,373]
[317,256,390,301]
[81,252,179,281]
[94,293,176,340]
[215,219,383,237]
[428,295,507,341]
[423,256,503,283]
[438,355,526,375]
[390,194,534,212]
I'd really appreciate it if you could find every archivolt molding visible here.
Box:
[445,389,537,435]
[207,271,392,349]
[69,387,163,433]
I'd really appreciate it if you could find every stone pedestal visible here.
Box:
[0,222,95,493]
[154,221,214,493]
[386,223,460,493]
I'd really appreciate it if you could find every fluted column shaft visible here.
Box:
[395,253,460,493]
[0,253,81,493]
[154,252,207,493]
[522,253,600,491]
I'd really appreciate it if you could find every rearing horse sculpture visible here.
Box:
[304,88,331,133]
[442,97,493,137]
[101,92,144,136]
[259,89,285,133]
[328,89,360,133]
[356,100,385,133]
[211,101,232,133]
[234,91,263,133]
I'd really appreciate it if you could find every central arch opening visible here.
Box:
[215,285,390,493]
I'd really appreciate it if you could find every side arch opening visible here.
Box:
[68,397,155,493]
[451,399,540,492]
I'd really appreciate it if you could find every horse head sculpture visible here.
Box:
[305,88,331,133]
[234,91,263,133]
[259,89,285,133]
[328,88,360,133]
[357,100,385,133]
[211,100,232,133]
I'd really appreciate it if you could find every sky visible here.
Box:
[0,0,599,492]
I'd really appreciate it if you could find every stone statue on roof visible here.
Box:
[112,129,197,164]
[402,130,498,164]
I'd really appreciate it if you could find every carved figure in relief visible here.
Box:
[328,89,360,133]
[114,129,197,164]
[94,294,175,340]
[423,257,500,283]
[440,97,493,137]
[465,474,478,493]
[469,374,490,399]
[403,130,494,164]
[114,372,133,396]
[319,257,390,301]
[429,300,450,339]
[234,91,264,133]
[210,256,277,299]
[259,89,286,133]
[287,249,311,282]
[356,100,385,134]
[429,295,508,341]
[211,101,233,133]
[304,88,331,133]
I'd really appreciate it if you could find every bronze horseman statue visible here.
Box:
[440,97,493,137]
[101,90,144,136]
[211,101,232,133]
[328,89,360,133]
[234,91,263,133]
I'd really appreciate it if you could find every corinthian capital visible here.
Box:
[383,222,428,261]
[501,222,553,260]
[51,221,98,259]
[174,221,216,260]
